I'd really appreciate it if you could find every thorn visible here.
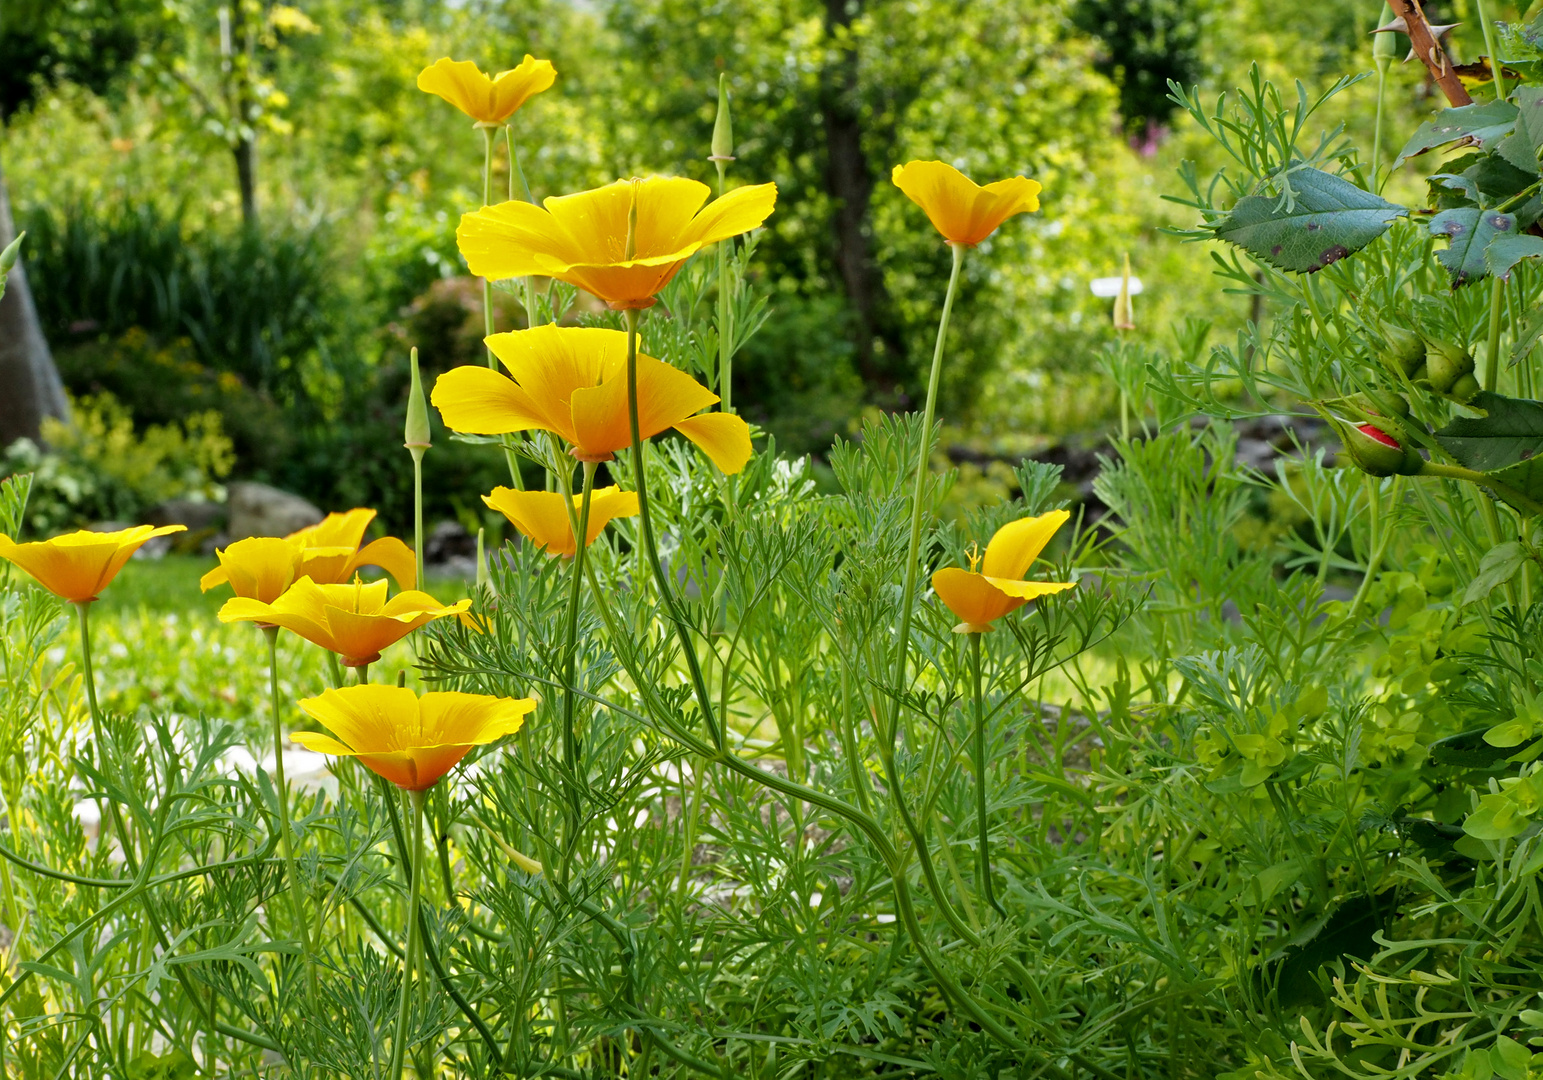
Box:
[1371,17,1410,33]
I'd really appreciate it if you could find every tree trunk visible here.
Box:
[0,153,69,448]
[820,0,907,398]
[234,136,257,227]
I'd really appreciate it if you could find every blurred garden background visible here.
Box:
[0,0,1460,539]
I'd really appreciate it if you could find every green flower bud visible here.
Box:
[1334,418,1423,477]
[1446,372,1481,404]
[1345,389,1411,420]
[1372,5,1400,71]
[1378,319,1426,378]
[1421,339,1474,394]
[0,231,22,301]
[710,73,734,162]
[404,346,431,450]
[0,231,22,276]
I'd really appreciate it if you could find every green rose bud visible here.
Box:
[1421,339,1474,394]
[1378,319,1427,378]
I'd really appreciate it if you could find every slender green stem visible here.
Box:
[558,460,598,882]
[623,307,723,752]
[74,602,135,871]
[1475,0,1507,103]
[388,787,428,1080]
[716,159,733,411]
[479,125,498,370]
[1372,74,1388,193]
[410,447,426,588]
[1348,476,1395,623]
[505,125,542,330]
[968,631,1002,916]
[1485,275,1505,393]
[1421,461,1543,517]
[264,626,319,1010]
[886,241,966,746]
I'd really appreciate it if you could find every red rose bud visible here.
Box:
[1357,423,1399,448]
[1337,418,1423,477]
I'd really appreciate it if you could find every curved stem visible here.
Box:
[74,602,135,872]
[969,631,1002,916]
[559,461,598,883]
[388,787,427,1080]
[886,241,966,747]
[623,307,723,752]
[1421,461,1543,516]
[264,625,319,1012]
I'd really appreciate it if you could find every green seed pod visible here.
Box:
[404,346,431,450]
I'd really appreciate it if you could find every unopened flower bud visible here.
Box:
[1113,252,1135,332]
[0,230,22,300]
[710,72,734,163]
[1421,338,1475,394]
[404,346,431,451]
[1378,319,1426,378]
[0,231,22,276]
[1372,4,1400,72]
[1336,418,1423,477]
[1447,372,1481,403]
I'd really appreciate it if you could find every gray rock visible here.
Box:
[226,482,322,541]
[143,498,225,533]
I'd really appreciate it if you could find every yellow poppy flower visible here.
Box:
[200,508,417,601]
[416,56,556,125]
[285,508,418,589]
[431,325,753,472]
[891,160,1042,246]
[198,537,300,604]
[0,525,186,603]
[931,511,1075,633]
[483,485,640,559]
[293,685,535,790]
[456,175,776,309]
[218,577,470,667]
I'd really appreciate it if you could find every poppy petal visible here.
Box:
[981,510,1070,581]
[348,537,418,590]
[432,365,549,435]
[678,182,778,247]
[931,567,1024,629]
[673,413,753,474]
[416,58,493,121]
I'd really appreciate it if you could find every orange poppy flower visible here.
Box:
[456,175,776,309]
[892,160,1042,246]
[0,525,186,603]
[431,325,752,472]
[931,511,1075,633]
[416,56,556,125]
[483,485,639,558]
[218,577,470,667]
[294,685,535,790]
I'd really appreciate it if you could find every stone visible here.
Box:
[142,498,226,534]
[226,482,322,541]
